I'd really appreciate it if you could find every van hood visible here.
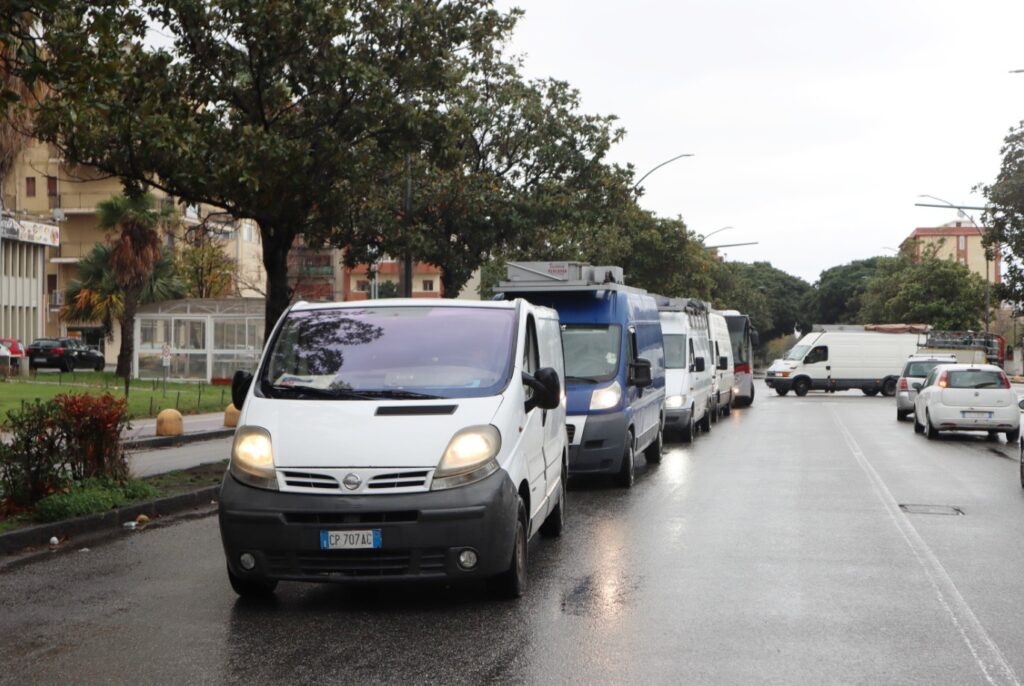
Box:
[767,359,797,373]
[242,396,505,469]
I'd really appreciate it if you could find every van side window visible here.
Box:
[524,316,539,374]
[805,346,828,364]
[628,326,638,363]
[688,339,696,369]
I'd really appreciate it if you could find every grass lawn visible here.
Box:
[0,371,232,419]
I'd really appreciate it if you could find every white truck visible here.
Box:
[765,325,923,397]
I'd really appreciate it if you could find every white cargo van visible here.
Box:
[657,298,713,441]
[765,325,921,397]
[219,299,568,599]
[708,311,735,419]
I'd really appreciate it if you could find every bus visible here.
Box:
[718,310,758,407]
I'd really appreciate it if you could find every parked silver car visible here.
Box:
[895,353,957,421]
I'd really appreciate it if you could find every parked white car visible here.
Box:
[913,363,1020,441]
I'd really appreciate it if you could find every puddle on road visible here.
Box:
[561,572,640,618]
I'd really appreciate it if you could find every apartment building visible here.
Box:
[900,220,1001,284]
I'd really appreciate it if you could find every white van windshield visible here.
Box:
[664,334,687,369]
[260,306,516,399]
[561,324,621,383]
[785,345,810,361]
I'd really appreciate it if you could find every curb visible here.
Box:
[0,485,220,556]
[123,428,235,450]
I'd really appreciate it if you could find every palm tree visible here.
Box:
[68,194,176,395]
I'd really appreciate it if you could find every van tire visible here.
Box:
[699,406,712,433]
[615,432,635,488]
[722,401,731,417]
[775,388,789,396]
[681,409,695,443]
[644,422,663,463]
[882,378,897,397]
[793,378,810,397]
[862,389,879,397]
[710,398,719,424]
[493,500,528,598]
[227,567,278,598]
[540,462,566,538]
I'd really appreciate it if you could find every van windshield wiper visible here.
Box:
[354,389,443,400]
[564,375,599,384]
[268,384,375,400]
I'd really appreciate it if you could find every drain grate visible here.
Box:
[899,504,964,516]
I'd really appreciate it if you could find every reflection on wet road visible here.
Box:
[3,382,1024,684]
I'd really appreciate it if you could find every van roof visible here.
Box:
[291,298,518,312]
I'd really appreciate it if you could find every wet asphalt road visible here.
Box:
[3,381,1024,685]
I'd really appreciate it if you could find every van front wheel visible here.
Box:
[644,422,663,463]
[492,500,528,599]
[227,567,278,598]
[615,432,635,488]
[540,462,566,538]
[793,378,810,397]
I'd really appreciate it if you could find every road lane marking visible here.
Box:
[830,407,1020,686]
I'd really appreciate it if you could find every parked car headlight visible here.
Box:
[590,381,622,411]
[665,394,685,409]
[229,426,278,491]
[432,425,501,491]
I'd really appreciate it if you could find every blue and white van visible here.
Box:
[496,262,666,488]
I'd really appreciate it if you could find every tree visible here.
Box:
[805,257,887,325]
[980,121,1024,305]
[176,236,235,298]
[25,0,518,338]
[859,255,985,330]
[62,243,184,367]
[712,261,813,342]
[0,5,44,208]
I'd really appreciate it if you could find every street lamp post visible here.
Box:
[700,226,733,242]
[915,194,992,332]
[632,153,694,190]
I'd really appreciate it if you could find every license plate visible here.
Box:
[320,529,381,550]
[962,411,992,419]
[33,357,45,363]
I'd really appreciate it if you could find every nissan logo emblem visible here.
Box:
[342,473,362,490]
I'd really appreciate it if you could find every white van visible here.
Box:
[658,298,714,441]
[765,326,921,397]
[708,312,735,420]
[219,299,568,599]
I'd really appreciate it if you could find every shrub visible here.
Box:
[52,393,130,482]
[33,479,161,522]
[0,401,67,506]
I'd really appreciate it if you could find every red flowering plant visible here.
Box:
[52,394,131,483]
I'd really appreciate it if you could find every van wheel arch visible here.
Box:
[792,376,811,397]
[518,480,531,530]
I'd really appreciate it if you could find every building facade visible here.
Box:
[900,221,1001,284]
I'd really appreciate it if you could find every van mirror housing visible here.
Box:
[629,358,653,388]
[232,370,254,410]
[718,356,728,370]
[523,368,561,412]
[751,331,760,346]
[692,357,706,373]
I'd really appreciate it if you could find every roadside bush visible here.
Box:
[0,401,66,507]
[34,479,160,522]
[52,393,130,482]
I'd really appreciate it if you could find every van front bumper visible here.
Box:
[764,376,792,391]
[218,468,519,584]
[567,412,628,475]
[664,406,692,428]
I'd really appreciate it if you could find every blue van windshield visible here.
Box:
[260,306,516,399]
[561,324,621,383]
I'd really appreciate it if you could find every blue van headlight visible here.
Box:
[590,381,622,411]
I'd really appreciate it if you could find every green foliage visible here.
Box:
[34,478,159,522]
[0,400,65,506]
[52,393,131,482]
[860,256,985,330]
[176,238,235,298]
[805,257,888,324]
[710,261,813,342]
[980,121,1024,305]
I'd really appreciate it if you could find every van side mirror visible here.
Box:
[692,357,706,373]
[718,356,728,370]
[912,382,922,391]
[629,358,653,388]
[523,368,561,412]
[751,331,760,346]
[232,370,253,410]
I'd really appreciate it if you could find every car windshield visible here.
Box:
[664,334,687,369]
[784,345,810,361]
[260,306,516,400]
[561,324,621,382]
[904,361,947,378]
[30,340,58,349]
[946,370,1006,389]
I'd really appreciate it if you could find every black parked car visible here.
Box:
[26,338,106,372]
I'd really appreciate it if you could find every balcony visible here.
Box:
[51,192,119,214]
[50,241,99,264]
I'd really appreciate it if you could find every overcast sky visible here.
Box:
[497,0,1024,283]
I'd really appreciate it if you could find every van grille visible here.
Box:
[367,470,430,490]
[284,511,418,525]
[281,471,339,490]
[265,549,446,578]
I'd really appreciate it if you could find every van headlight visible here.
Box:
[665,394,685,409]
[432,425,501,491]
[229,426,278,491]
[590,381,622,411]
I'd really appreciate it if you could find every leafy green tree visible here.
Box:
[805,257,887,324]
[63,243,184,383]
[26,0,517,337]
[712,261,813,342]
[176,237,235,299]
[859,255,985,329]
[980,121,1024,305]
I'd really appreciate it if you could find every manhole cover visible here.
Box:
[899,504,964,516]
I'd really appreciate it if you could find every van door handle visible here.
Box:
[826,366,831,371]
[542,409,547,426]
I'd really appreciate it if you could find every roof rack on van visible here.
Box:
[653,295,709,315]
[495,261,648,294]
[811,323,930,334]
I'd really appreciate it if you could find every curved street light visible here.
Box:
[633,153,694,190]
[700,226,733,242]
[915,194,992,332]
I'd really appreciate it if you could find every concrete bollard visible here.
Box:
[224,403,240,428]
[155,408,184,436]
